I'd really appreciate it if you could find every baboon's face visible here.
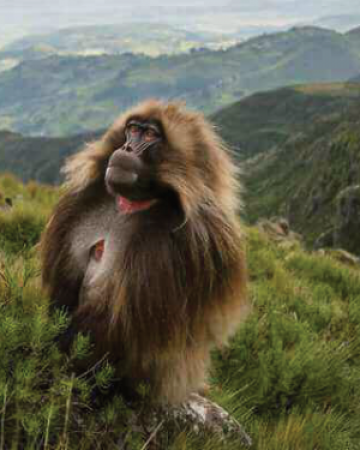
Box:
[103,101,225,218]
[105,117,167,211]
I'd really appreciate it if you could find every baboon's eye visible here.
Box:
[144,129,158,142]
[128,124,141,136]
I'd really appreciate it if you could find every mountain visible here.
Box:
[0,24,229,61]
[1,26,360,137]
[346,25,360,47]
[313,14,360,32]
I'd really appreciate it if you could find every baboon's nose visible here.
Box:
[105,149,143,195]
[122,142,133,153]
[105,166,138,188]
[108,150,142,173]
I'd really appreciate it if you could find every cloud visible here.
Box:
[228,0,359,16]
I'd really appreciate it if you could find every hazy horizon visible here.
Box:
[1,0,359,47]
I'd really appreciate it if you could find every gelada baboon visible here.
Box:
[41,100,248,404]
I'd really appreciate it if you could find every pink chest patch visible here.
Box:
[92,239,105,262]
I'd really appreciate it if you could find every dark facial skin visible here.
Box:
[124,119,162,155]
[105,120,163,201]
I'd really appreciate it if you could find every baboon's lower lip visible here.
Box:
[117,196,158,214]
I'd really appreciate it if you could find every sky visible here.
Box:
[0,0,359,45]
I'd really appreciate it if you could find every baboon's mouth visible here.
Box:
[116,195,158,214]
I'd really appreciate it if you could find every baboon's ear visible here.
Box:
[62,139,113,191]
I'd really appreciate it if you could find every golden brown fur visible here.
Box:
[41,100,248,404]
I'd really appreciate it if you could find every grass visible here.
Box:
[0,175,359,449]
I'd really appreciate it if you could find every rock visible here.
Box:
[315,249,360,267]
[117,394,253,449]
[257,218,301,243]
[257,219,286,239]
[331,249,360,266]
[278,218,290,235]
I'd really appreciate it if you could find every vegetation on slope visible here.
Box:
[244,92,360,253]
[0,26,360,136]
[1,175,359,449]
[0,130,101,184]
[213,82,360,159]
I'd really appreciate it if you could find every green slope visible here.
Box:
[1,175,359,449]
[244,94,360,252]
[212,82,360,159]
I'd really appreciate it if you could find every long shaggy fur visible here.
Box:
[41,100,248,404]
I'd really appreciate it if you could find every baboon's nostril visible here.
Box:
[123,143,133,153]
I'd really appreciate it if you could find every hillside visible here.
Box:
[244,94,360,254]
[1,26,360,136]
[213,82,360,159]
[314,15,360,32]
[0,129,101,184]
[1,175,359,449]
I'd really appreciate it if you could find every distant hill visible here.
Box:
[313,15,360,32]
[0,24,229,61]
[346,26,360,47]
[1,26,360,137]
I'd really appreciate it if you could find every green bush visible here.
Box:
[0,204,46,254]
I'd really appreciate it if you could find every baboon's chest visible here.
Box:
[70,199,124,304]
